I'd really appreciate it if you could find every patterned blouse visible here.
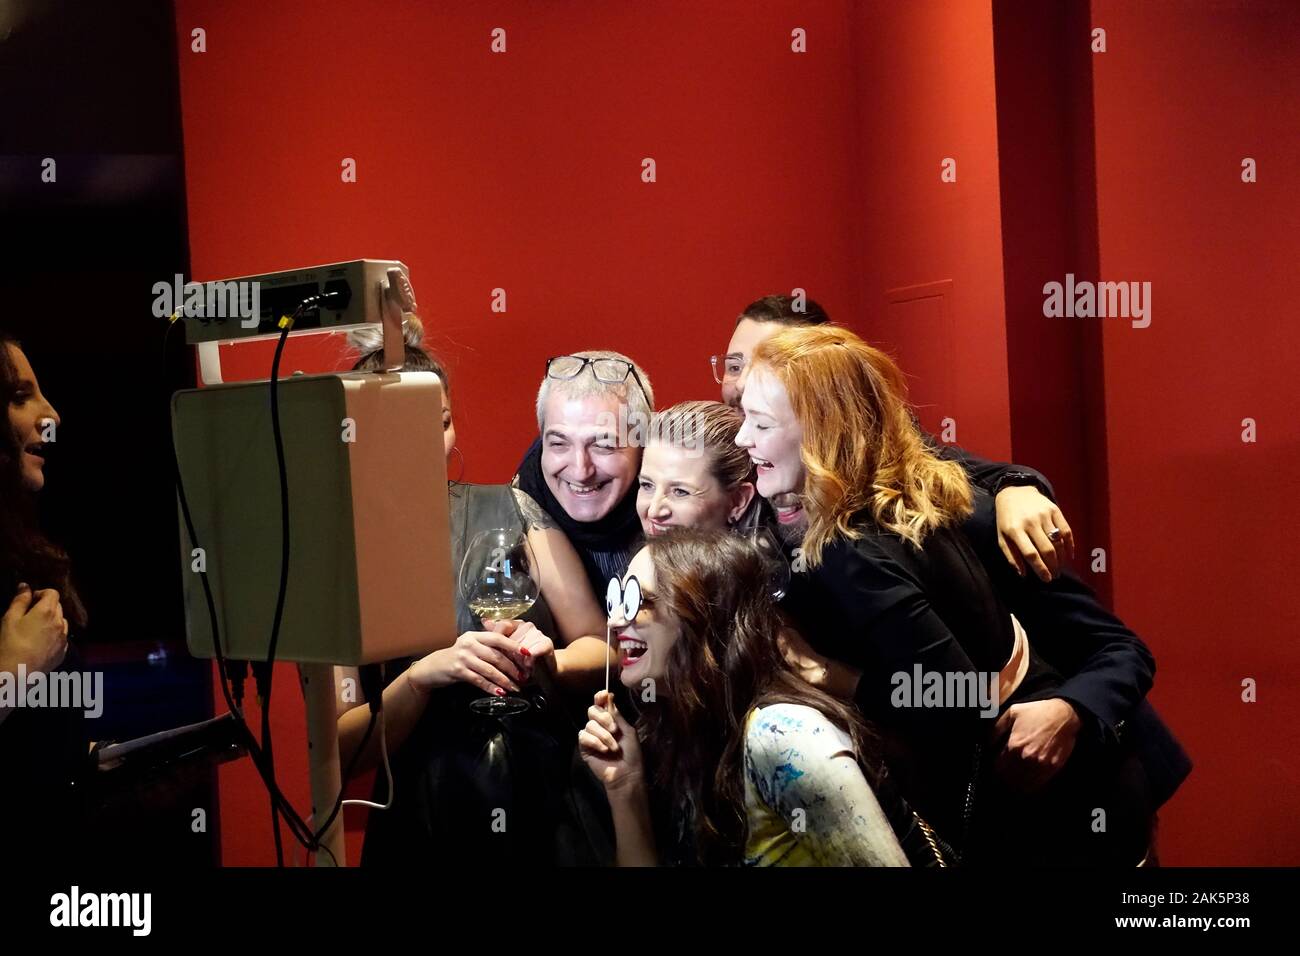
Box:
[743,703,909,867]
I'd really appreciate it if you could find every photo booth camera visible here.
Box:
[170,259,457,864]
[172,369,455,666]
[172,259,456,666]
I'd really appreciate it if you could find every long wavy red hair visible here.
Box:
[751,325,972,565]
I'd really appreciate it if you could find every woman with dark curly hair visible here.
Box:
[579,529,925,866]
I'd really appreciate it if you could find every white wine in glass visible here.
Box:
[459,528,539,716]
[467,594,536,622]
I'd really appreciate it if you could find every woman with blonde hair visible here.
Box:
[736,324,1148,866]
[637,399,862,698]
[636,400,758,537]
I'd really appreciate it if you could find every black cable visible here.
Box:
[166,292,360,863]
[164,308,345,858]
[227,659,247,711]
[166,332,313,848]
[262,320,294,866]
[261,292,345,863]
[311,663,384,844]
[165,318,252,714]
[164,326,316,852]
[312,706,378,845]
[250,660,282,864]
[269,793,284,866]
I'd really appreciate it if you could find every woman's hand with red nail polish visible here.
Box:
[509,621,554,675]
[407,630,527,696]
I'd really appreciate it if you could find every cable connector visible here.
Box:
[225,659,249,712]
[251,660,273,709]
[359,663,385,715]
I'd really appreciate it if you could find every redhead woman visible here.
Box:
[736,325,1149,866]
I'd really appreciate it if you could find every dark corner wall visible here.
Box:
[0,0,214,864]
[991,0,1110,606]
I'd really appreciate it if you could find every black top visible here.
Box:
[0,643,91,860]
[958,485,1190,807]
[445,482,557,638]
[931,442,1052,500]
[892,442,1185,811]
[783,520,1015,727]
[780,516,1067,841]
[768,447,1179,860]
[360,484,613,867]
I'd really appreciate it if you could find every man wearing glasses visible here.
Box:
[513,351,655,599]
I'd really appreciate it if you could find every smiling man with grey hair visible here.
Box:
[513,350,655,597]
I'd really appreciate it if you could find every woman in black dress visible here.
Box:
[735,324,1148,865]
[334,323,615,866]
[0,332,89,859]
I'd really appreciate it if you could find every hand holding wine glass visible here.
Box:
[482,619,555,683]
[406,631,526,697]
[459,529,541,715]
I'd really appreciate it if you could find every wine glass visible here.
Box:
[746,525,791,601]
[459,528,540,716]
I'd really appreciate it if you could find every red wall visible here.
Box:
[175,0,871,866]
[991,0,1110,602]
[1088,0,1300,864]
[850,0,1013,459]
[175,0,1300,865]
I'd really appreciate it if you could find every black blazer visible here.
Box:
[781,516,1042,835]
[782,522,1015,737]
[960,485,1192,808]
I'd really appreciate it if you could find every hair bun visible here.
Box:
[402,313,425,347]
[346,313,424,354]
